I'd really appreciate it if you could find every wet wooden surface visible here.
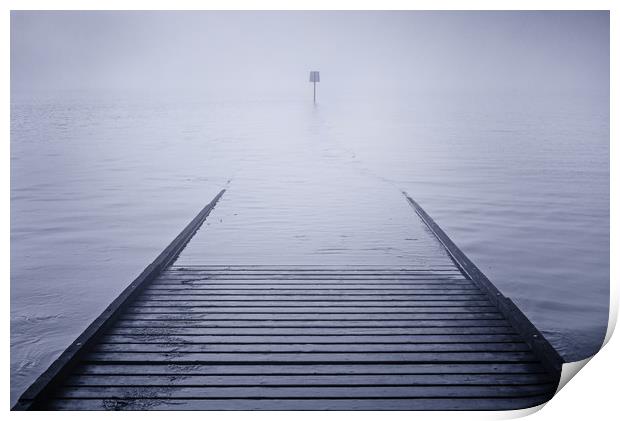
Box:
[14,192,562,411]
[32,265,559,410]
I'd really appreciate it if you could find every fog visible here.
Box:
[11,10,610,405]
[11,11,609,98]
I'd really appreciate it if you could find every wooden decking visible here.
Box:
[14,190,563,411]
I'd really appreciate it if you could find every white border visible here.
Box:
[3,1,616,420]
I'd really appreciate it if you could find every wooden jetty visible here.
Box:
[14,189,563,411]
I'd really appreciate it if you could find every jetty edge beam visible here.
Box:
[402,192,564,378]
[13,189,227,410]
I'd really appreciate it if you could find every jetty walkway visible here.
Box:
[14,189,563,410]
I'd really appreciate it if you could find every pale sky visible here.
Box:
[11,11,609,97]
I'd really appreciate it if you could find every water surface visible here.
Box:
[11,90,609,404]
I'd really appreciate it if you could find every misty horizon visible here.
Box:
[11,11,609,99]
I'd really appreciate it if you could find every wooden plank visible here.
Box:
[403,194,564,376]
[166,269,462,273]
[125,306,499,314]
[43,396,553,411]
[166,270,462,273]
[114,320,511,328]
[137,294,488,300]
[153,280,474,285]
[160,270,463,274]
[75,362,549,376]
[12,190,227,410]
[169,263,459,266]
[166,266,461,271]
[92,342,531,353]
[157,274,466,280]
[145,286,480,293]
[83,351,539,363]
[166,265,461,268]
[107,326,516,336]
[64,372,552,387]
[130,300,495,307]
[55,384,553,399]
[101,334,522,344]
[121,312,505,321]
[142,291,484,297]
[147,284,479,290]
[163,272,463,276]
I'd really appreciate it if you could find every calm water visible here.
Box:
[10,90,609,404]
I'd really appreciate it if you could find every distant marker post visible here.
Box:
[309,71,320,103]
